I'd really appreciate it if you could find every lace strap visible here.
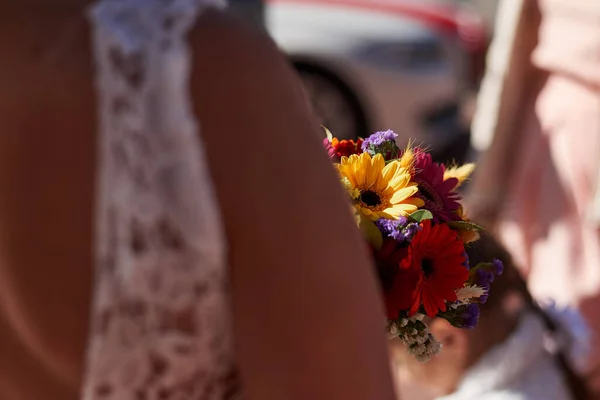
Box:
[82,1,238,398]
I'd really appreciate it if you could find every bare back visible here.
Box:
[0,5,397,400]
[0,10,95,398]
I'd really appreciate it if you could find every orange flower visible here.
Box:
[332,137,363,158]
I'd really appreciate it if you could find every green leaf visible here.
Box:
[359,216,383,250]
[409,210,433,223]
[449,221,486,232]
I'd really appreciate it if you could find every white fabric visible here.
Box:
[590,167,600,226]
[541,301,591,373]
[83,1,239,398]
[437,312,573,400]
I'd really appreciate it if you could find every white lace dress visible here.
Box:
[82,1,238,398]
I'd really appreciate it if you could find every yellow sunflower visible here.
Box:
[337,152,424,221]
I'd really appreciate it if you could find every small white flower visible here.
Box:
[456,285,487,302]
[411,313,425,322]
[429,340,442,355]
[404,336,417,345]
[388,323,400,338]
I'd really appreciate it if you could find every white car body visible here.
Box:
[266,0,484,154]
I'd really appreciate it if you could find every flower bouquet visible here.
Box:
[323,129,503,361]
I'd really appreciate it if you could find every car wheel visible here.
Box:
[296,66,367,141]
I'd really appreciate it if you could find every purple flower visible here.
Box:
[376,217,406,240]
[459,304,480,329]
[404,223,421,240]
[493,258,504,275]
[375,217,421,243]
[476,268,495,286]
[362,130,400,160]
[362,130,398,148]
[474,268,495,304]
[462,251,470,269]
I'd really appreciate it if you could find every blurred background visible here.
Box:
[230,2,600,399]
[230,0,500,164]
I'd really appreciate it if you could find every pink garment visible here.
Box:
[498,0,600,381]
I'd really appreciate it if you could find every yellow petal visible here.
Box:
[457,205,469,221]
[323,125,334,141]
[361,207,373,216]
[371,153,385,170]
[366,153,385,188]
[444,163,475,189]
[404,197,425,208]
[388,172,413,191]
[362,209,381,221]
[359,215,384,249]
[389,203,419,217]
[381,161,400,182]
[353,155,367,188]
[337,164,357,187]
[390,187,419,204]
[378,210,399,219]
[459,230,480,244]
[398,146,415,170]
[375,160,398,191]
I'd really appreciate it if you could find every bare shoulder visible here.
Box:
[190,8,298,90]
[188,9,328,228]
[189,8,314,149]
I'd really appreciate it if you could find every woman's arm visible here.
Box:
[191,11,397,400]
[467,0,543,226]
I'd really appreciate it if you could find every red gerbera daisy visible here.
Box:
[396,220,468,317]
[372,238,419,320]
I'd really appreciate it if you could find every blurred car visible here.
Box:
[265,0,486,157]
[229,0,266,30]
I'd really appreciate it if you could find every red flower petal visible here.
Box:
[373,221,469,319]
[385,268,420,319]
[404,221,468,317]
[333,139,363,158]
